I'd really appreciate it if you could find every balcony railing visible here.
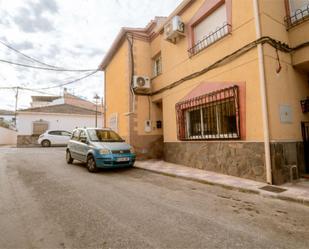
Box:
[188,23,231,56]
[284,5,309,30]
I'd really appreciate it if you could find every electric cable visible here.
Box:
[0,58,99,72]
[148,36,308,96]
[34,70,99,90]
[0,39,61,69]
[0,70,99,91]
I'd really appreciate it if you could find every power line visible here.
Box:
[34,70,99,90]
[0,69,99,91]
[0,39,61,69]
[0,58,99,72]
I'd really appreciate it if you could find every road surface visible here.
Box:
[0,148,308,249]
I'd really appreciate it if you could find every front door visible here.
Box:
[301,122,309,173]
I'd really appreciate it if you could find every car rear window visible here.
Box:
[48,131,61,135]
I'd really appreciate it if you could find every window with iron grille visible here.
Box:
[176,85,240,140]
[285,0,309,29]
[188,3,231,56]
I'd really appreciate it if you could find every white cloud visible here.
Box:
[0,0,182,110]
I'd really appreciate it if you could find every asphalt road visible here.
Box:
[0,148,309,249]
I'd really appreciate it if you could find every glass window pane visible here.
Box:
[202,105,217,135]
[218,99,237,135]
[189,109,202,136]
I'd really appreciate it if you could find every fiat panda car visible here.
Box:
[66,128,135,172]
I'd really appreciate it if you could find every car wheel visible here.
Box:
[41,140,51,147]
[66,150,73,164]
[86,155,98,173]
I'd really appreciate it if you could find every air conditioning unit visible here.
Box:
[133,76,151,93]
[164,16,185,44]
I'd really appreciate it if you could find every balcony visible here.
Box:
[188,23,231,57]
[284,4,309,30]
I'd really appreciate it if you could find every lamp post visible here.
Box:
[94,94,100,128]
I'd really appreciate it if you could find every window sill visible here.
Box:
[185,133,239,141]
[188,23,232,57]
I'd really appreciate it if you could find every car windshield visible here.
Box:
[87,129,124,142]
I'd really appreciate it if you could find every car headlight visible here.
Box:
[100,149,111,154]
[130,147,135,153]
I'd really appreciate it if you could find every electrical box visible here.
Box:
[280,105,293,123]
[145,120,152,133]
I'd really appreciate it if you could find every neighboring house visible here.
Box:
[0,109,16,126]
[16,104,103,146]
[99,0,309,185]
[31,95,61,108]
[31,89,99,111]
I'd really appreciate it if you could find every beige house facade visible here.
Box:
[100,0,309,185]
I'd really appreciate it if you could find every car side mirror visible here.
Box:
[80,138,88,144]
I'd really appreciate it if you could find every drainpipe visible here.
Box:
[253,0,272,184]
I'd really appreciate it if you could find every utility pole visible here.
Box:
[94,94,100,128]
[14,86,19,126]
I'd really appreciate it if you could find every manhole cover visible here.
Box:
[259,185,287,193]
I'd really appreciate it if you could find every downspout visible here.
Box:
[253,0,272,184]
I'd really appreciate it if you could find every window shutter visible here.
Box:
[194,3,227,43]
[289,0,309,15]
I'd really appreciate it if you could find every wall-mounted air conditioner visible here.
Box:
[164,16,185,44]
[133,76,151,93]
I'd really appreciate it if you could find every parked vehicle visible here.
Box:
[38,130,72,147]
[66,128,136,172]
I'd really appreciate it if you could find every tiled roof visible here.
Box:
[0,109,15,115]
[18,104,101,115]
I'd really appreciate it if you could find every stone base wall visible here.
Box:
[270,142,305,185]
[133,135,163,160]
[164,142,266,182]
[17,135,40,147]
[164,141,306,184]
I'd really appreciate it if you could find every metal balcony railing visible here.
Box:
[188,23,231,56]
[284,5,309,30]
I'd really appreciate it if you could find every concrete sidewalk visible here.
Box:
[135,160,309,206]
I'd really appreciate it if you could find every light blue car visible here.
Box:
[66,128,136,172]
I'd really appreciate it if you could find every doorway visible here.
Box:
[301,122,309,173]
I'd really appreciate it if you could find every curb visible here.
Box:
[135,166,309,207]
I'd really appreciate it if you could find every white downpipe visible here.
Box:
[253,0,272,184]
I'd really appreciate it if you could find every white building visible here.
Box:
[0,109,15,125]
[16,104,102,146]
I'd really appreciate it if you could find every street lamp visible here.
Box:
[94,94,100,128]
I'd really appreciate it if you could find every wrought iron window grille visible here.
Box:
[188,23,232,56]
[176,85,240,141]
[284,4,309,30]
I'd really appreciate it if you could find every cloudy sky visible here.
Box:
[0,0,182,110]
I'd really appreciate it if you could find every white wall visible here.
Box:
[16,113,103,135]
[0,114,15,122]
[0,127,17,145]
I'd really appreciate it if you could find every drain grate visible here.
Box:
[259,185,287,193]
